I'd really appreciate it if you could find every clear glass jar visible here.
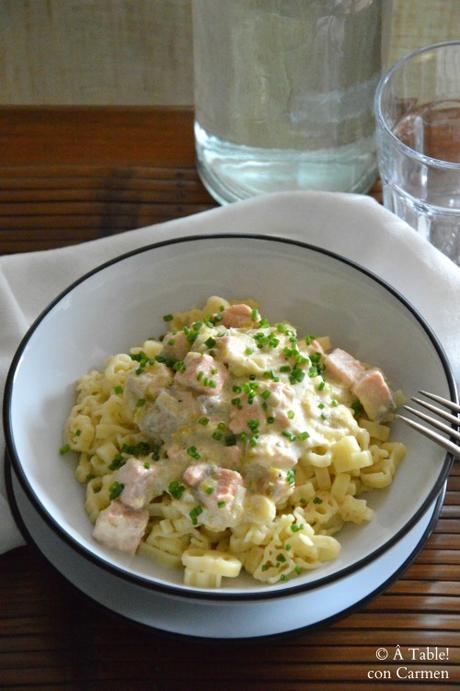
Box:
[193,0,383,203]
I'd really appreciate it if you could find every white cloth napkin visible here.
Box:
[1,191,459,553]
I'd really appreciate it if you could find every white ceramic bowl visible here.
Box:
[3,234,456,601]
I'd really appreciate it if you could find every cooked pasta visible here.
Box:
[61,296,406,587]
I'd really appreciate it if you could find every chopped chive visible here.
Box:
[317,381,325,391]
[217,422,226,431]
[320,413,327,421]
[352,400,364,416]
[109,454,126,471]
[144,462,151,469]
[198,416,209,426]
[224,433,238,446]
[168,480,186,499]
[121,441,152,457]
[232,385,242,393]
[267,416,275,424]
[205,486,214,494]
[189,505,203,525]
[285,544,292,551]
[263,369,279,382]
[114,385,123,395]
[291,523,304,533]
[298,431,310,440]
[261,390,271,401]
[86,473,95,482]
[282,430,297,442]
[295,565,303,574]
[75,429,82,437]
[261,563,270,572]
[279,365,291,373]
[136,398,146,408]
[163,314,174,322]
[244,347,254,355]
[305,335,316,345]
[247,419,260,433]
[205,337,217,348]
[287,410,295,419]
[231,397,242,409]
[173,360,186,372]
[277,553,287,563]
[212,431,223,441]
[217,501,226,509]
[331,399,338,407]
[290,366,306,384]
[186,446,201,460]
[249,434,259,447]
[313,496,323,505]
[280,574,289,582]
[318,403,325,409]
[59,443,71,455]
[109,481,124,501]
[286,468,296,486]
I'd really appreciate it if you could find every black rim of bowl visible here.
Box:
[3,233,457,602]
[5,452,446,641]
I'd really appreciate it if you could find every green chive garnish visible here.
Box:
[168,480,186,499]
[187,446,201,460]
[109,481,124,501]
[189,505,203,525]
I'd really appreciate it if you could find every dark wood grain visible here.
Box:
[0,107,458,690]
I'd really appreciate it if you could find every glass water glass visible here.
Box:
[193,0,382,204]
[375,41,460,264]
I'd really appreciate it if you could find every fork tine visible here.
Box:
[418,390,460,414]
[403,404,460,441]
[411,396,460,426]
[397,414,460,459]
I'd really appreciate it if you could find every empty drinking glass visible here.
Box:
[375,41,460,264]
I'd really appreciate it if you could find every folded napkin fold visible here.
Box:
[1,191,459,554]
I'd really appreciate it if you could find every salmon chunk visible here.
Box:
[245,464,293,505]
[352,369,394,421]
[229,397,266,434]
[247,433,298,469]
[183,463,245,528]
[222,304,254,328]
[161,331,190,361]
[138,388,198,441]
[175,352,227,395]
[325,348,365,387]
[115,458,157,510]
[93,500,148,554]
[125,363,172,405]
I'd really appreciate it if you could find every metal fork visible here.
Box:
[397,390,460,459]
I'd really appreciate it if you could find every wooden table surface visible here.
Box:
[0,107,459,690]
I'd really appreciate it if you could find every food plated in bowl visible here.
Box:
[63,295,406,589]
[3,234,456,600]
